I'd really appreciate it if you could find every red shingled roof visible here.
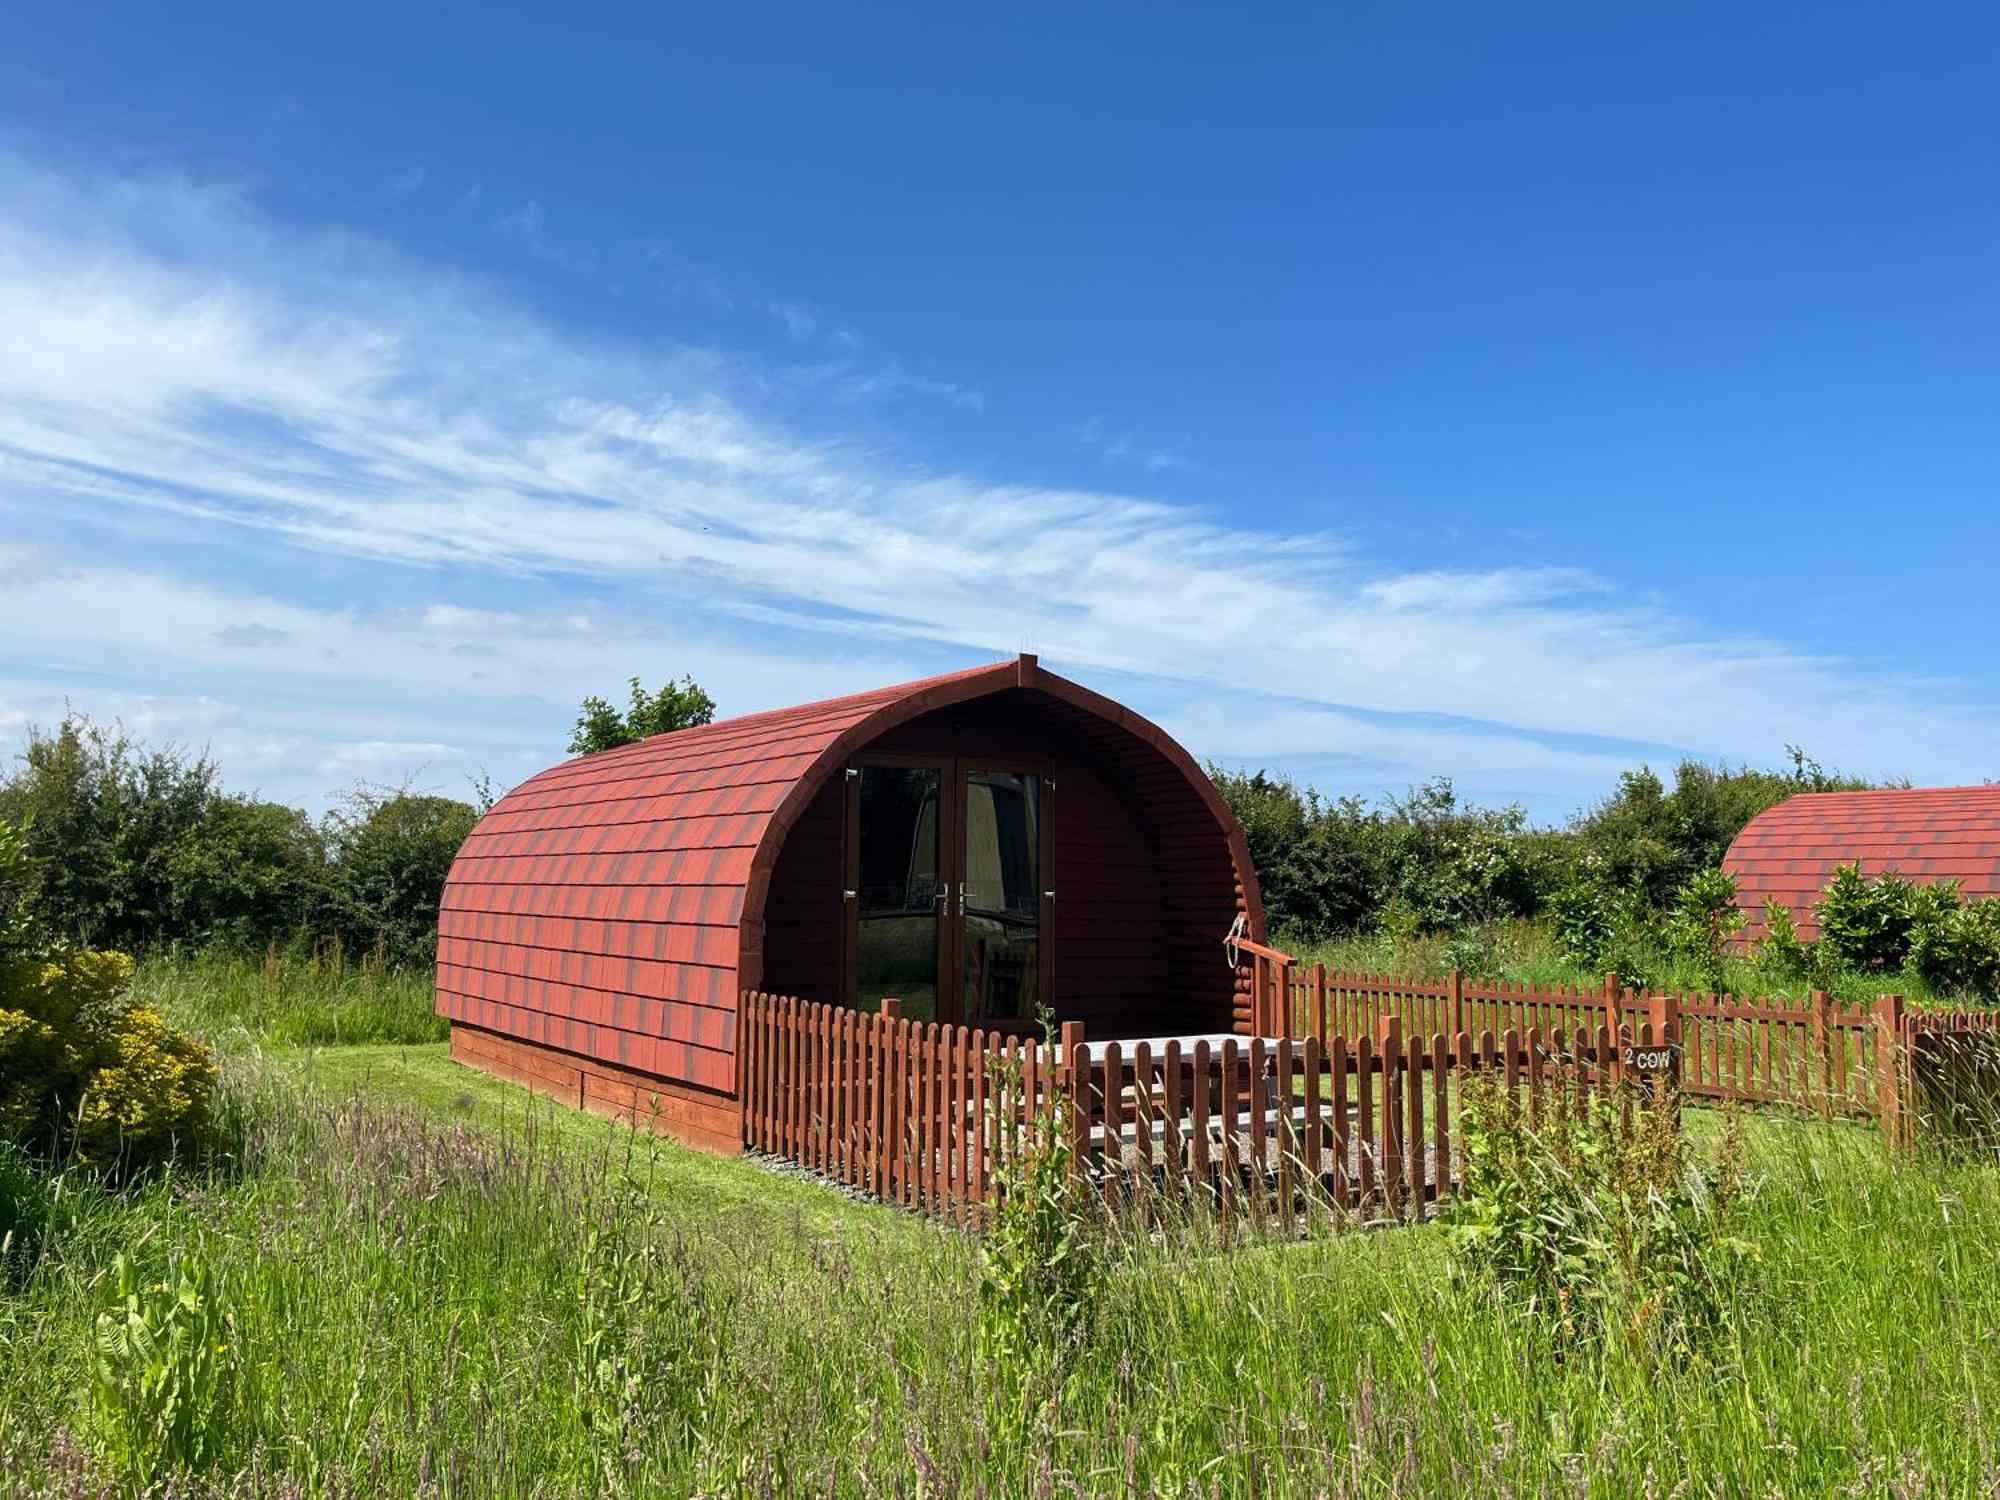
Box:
[435,659,1008,1091]
[1724,785,2000,943]
[435,654,1261,1096]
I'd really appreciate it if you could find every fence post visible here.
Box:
[1648,990,1680,1128]
[1646,989,1677,1048]
[1809,990,1832,1118]
[1060,1021,1088,1181]
[1376,1014,1403,1213]
[1602,971,1625,1085]
[1277,957,1295,1038]
[1449,967,1465,1038]
[879,999,904,1202]
[1873,993,1906,1151]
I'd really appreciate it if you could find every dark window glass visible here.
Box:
[855,766,940,1018]
[963,770,1040,1024]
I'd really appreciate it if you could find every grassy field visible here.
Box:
[128,948,447,1049]
[5,956,2000,1496]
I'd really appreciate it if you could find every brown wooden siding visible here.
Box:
[759,776,845,1005]
[449,1022,742,1153]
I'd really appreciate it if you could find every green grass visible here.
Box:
[5,956,2000,1494]
[130,947,446,1049]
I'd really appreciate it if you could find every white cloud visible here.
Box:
[0,145,1993,816]
[212,622,291,649]
[1077,416,1188,473]
[317,739,457,777]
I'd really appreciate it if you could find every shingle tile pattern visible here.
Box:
[435,661,1003,1094]
[1725,785,2000,943]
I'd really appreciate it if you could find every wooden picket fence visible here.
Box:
[738,991,1060,1228]
[740,949,2000,1229]
[1054,1018,1676,1230]
[1241,941,1907,1120]
[740,988,1677,1229]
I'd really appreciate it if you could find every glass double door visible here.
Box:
[846,757,1051,1029]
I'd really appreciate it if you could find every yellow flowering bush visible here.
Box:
[0,949,219,1175]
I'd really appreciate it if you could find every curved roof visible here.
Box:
[1724,785,2000,942]
[436,655,1262,1092]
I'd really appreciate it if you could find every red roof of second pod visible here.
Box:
[1724,785,2000,941]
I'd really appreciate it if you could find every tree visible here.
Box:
[0,814,42,958]
[0,717,226,949]
[569,675,716,756]
[1570,751,1879,915]
[166,799,329,949]
[324,786,479,965]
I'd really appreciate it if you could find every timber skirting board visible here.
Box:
[448,1022,742,1156]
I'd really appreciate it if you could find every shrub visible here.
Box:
[0,718,230,951]
[1755,897,1816,981]
[0,716,472,965]
[69,1003,222,1173]
[1209,769,1549,942]
[321,785,478,966]
[1446,1070,1756,1361]
[1814,863,1919,973]
[1802,865,2000,1001]
[1547,872,1615,968]
[1908,897,2000,1002]
[0,948,219,1176]
[1664,868,1745,993]
[1441,922,1501,976]
[1379,778,1543,932]
[1572,750,1878,915]
[1206,769,1382,941]
[0,813,40,957]
[164,797,330,949]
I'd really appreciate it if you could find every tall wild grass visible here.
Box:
[129,945,443,1050]
[5,1069,2000,1496]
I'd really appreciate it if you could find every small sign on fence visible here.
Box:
[1621,1044,1678,1075]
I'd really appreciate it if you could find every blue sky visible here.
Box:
[2,4,1997,819]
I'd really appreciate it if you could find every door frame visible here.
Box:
[842,753,1055,1027]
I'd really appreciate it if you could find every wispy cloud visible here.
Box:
[1077,416,1188,473]
[0,145,1992,814]
[494,199,596,275]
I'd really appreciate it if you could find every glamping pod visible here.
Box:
[435,655,1264,1152]
[1724,785,2000,945]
